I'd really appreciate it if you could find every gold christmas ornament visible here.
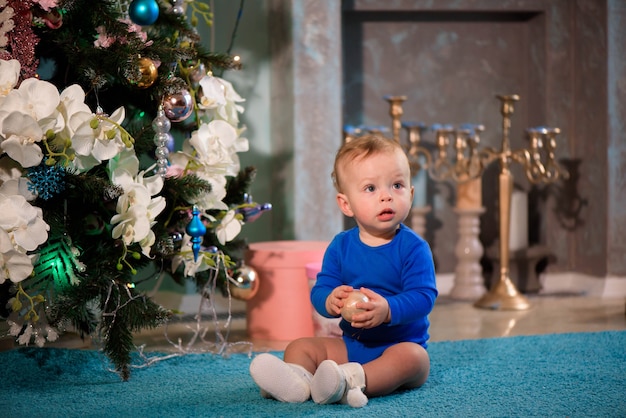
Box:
[229,264,260,301]
[341,291,369,322]
[135,57,158,88]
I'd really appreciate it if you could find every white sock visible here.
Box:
[310,360,368,408]
[249,353,312,403]
[341,386,368,408]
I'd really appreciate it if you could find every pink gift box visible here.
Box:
[306,261,342,338]
[245,241,328,341]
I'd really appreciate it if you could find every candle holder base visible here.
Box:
[485,244,554,293]
[450,207,486,301]
[473,275,531,311]
[409,205,431,237]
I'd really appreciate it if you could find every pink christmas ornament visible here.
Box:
[162,88,193,122]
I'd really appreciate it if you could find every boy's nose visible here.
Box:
[380,191,392,201]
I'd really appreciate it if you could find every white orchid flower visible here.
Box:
[170,74,248,213]
[56,84,93,141]
[110,183,165,244]
[110,184,165,255]
[215,210,242,245]
[0,193,49,252]
[232,128,250,153]
[0,176,49,283]
[138,230,157,259]
[71,106,128,171]
[167,152,227,210]
[109,148,164,198]
[166,119,238,212]
[197,76,244,126]
[182,253,211,277]
[0,111,44,167]
[111,187,166,257]
[0,59,20,97]
[198,75,227,110]
[0,176,36,205]
[0,78,60,123]
[165,154,189,176]
[189,182,229,212]
[108,150,166,257]
[0,76,63,167]
[171,234,212,277]
[59,85,92,121]
[0,156,23,184]
[215,77,245,126]
[0,228,34,284]
[111,199,150,243]
[108,147,140,188]
[190,119,239,176]
[135,165,164,197]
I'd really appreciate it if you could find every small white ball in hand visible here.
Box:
[341,291,369,322]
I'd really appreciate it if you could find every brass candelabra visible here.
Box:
[386,95,485,185]
[384,94,569,310]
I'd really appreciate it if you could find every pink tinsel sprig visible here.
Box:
[33,0,58,12]
[6,0,40,80]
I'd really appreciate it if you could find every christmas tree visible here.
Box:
[0,0,268,380]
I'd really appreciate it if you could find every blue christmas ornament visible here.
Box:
[238,203,272,223]
[238,193,272,223]
[185,206,206,262]
[129,0,160,26]
[27,163,66,200]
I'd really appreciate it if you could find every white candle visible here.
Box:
[412,156,427,208]
[509,189,528,251]
[456,177,482,209]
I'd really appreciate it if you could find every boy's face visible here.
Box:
[336,147,414,242]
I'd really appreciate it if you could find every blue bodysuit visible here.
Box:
[310,224,438,364]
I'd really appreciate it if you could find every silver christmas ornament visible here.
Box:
[229,264,260,301]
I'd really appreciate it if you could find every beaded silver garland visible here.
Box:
[171,0,185,15]
[152,106,172,177]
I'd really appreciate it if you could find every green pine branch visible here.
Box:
[100,284,171,381]
[223,166,257,206]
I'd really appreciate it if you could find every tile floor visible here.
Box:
[1,294,624,353]
[129,294,626,353]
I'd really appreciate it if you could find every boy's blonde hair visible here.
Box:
[332,133,406,192]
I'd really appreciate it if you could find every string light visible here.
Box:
[129,250,252,371]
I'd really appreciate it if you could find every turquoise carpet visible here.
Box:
[1,331,624,417]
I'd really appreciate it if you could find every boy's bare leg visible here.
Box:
[362,342,430,397]
[284,337,349,374]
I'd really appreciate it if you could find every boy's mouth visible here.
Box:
[377,208,395,221]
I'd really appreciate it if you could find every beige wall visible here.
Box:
[207,0,626,281]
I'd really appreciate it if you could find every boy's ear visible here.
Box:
[336,193,354,217]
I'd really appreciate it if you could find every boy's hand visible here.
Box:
[348,287,390,329]
[325,285,354,316]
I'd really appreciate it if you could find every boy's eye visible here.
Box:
[365,185,375,192]
[393,183,403,190]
